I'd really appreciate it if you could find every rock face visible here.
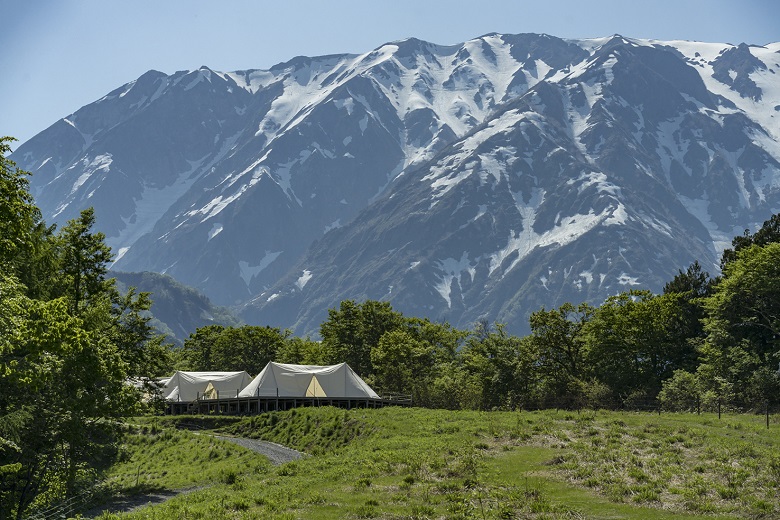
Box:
[12,34,780,335]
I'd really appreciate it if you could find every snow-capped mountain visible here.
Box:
[12,33,780,335]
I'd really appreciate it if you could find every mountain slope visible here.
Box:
[113,271,240,345]
[13,34,593,305]
[11,33,780,335]
[239,36,780,334]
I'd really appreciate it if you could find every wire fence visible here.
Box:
[457,392,780,428]
[24,482,108,520]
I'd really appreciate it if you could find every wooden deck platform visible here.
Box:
[165,395,411,415]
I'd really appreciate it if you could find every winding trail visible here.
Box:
[212,435,305,465]
[84,435,303,518]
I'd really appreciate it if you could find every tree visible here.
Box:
[700,243,780,408]
[663,260,713,298]
[371,329,432,396]
[56,208,113,314]
[213,326,288,375]
[371,317,466,408]
[0,137,40,274]
[0,274,133,518]
[111,288,172,380]
[662,261,713,360]
[276,336,325,365]
[658,370,702,411]
[320,300,404,376]
[180,325,226,370]
[529,302,593,407]
[721,213,780,267]
[459,324,538,410]
[0,142,166,515]
[583,291,692,404]
[180,325,289,375]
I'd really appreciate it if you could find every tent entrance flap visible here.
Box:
[306,375,327,398]
[203,382,218,400]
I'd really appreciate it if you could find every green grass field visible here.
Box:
[92,408,780,519]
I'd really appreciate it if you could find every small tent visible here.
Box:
[238,362,379,399]
[163,371,252,402]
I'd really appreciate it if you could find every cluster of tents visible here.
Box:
[154,362,380,402]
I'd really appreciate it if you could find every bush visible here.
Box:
[658,371,700,411]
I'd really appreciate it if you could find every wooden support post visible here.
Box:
[767,400,770,429]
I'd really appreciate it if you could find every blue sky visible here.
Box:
[2,0,779,145]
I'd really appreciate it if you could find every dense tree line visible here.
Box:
[178,216,780,414]
[0,138,167,519]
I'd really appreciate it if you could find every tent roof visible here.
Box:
[163,370,252,402]
[239,362,379,399]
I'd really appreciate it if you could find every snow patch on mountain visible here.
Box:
[296,270,313,290]
[489,203,610,278]
[239,251,282,287]
[678,195,738,255]
[435,253,476,307]
[108,156,206,253]
[72,154,112,195]
[617,273,641,286]
[568,171,621,196]
[188,165,266,222]
[424,110,525,200]
[208,223,223,241]
[324,219,341,233]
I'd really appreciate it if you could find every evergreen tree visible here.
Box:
[55,208,113,314]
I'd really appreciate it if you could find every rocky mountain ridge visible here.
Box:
[12,33,780,335]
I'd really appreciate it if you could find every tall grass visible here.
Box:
[94,408,779,519]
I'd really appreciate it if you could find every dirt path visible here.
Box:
[212,435,305,465]
[83,436,303,517]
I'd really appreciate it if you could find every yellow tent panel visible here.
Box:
[203,382,218,400]
[305,375,327,398]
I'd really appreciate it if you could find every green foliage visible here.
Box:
[460,324,538,410]
[0,137,41,275]
[529,302,594,407]
[658,370,701,411]
[700,243,780,408]
[320,299,405,375]
[180,325,290,374]
[56,207,114,314]
[275,336,325,365]
[0,275,135,516]
[371,328,430,395]
[369,318,466,405]
[721,213,780,267]
[584,291,698,404]
[0,136,172,519]
[663,260,714,298]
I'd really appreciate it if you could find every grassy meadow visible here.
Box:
[92,407,780,519]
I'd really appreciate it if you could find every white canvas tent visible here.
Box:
[238,362,379,399]
[163,371,252,402]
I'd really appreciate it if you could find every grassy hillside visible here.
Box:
[92,408,780,519]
